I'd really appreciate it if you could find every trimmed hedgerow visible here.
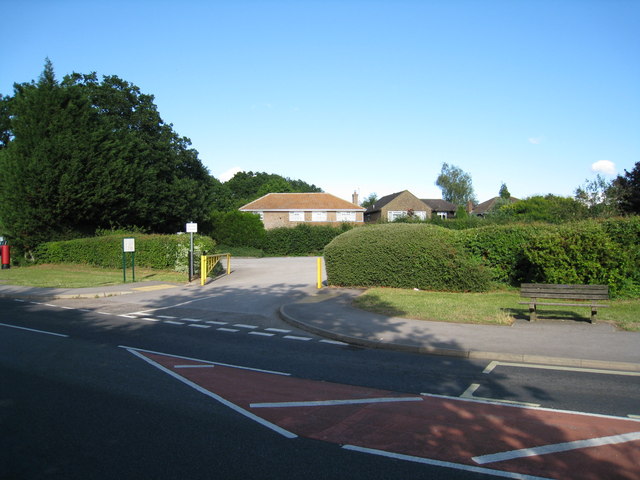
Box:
[521,221,630,296]
[262,223,353,256]
[34,234,216,273]
[459,224,541,285]
[207,210,265,248]
[323,223,491,292]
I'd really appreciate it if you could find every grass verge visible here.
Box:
[353,287,640,331]
[0,264,187,288]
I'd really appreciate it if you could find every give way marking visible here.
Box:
[124,347,640,480]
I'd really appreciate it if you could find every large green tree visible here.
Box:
[613,161,640,215]
[435,163,477,206]
[0,61,214,251]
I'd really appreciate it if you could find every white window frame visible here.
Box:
[289,211,305,222]
[336,211,356,222]
[436,212,447,220]
[387,211,406,221]
[311,211,327,222]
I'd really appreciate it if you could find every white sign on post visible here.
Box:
[123,237,135,252]
[186,223,198,233]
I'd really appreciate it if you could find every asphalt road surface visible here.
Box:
[1,258,639,479]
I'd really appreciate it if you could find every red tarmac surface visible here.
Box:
[137,350,640,480]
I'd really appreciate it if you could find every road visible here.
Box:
[1,258,639,479]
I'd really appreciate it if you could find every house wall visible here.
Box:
[379,192,432,222]
[261,211,364,229]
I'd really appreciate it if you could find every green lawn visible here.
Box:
[0,264,186,288]
[353,287,640,331]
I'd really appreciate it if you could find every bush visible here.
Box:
[207,211,265,248]
[460,223,542,285]
[324,224,491,292]
[34,233,216,273]
[521,221,627,295]
[262,224,353,256]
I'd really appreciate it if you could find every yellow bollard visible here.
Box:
[317,257,322,289]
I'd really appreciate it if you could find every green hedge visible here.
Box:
[34,234,216,273]
[207,211,265,248]
[262,224,353,256]
[324,224,491,292]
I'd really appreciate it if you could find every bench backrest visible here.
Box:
[520,283,609,301]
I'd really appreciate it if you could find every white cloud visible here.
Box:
[217,166,243,182]
[591,160,616,176]
[528,136,543,145]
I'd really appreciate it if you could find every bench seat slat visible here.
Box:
[518,302,609,308]
[519,283,610,323]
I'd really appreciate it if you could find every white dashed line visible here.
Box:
[97,311,111,315]
[181,318,202,322]
[320,339,348,346]
[188,324,210,329]
[233,324,258,329]
[218,328,240,333]
[164,320,185,325]
[157,315,177,319]
[206,320,228,325]
[284,335,312,341]
[142,317,160,322]
[265,328,291,333]
[118,314,137,318]
[13,299,26,302]
[249,331,275,337]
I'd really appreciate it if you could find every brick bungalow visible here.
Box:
[239,192,365,229]
[364,190,432,223]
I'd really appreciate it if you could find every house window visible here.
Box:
[436,212,447,220]
[336,211,356,222]
[415,211,427,220]
[289,211,305,222]
[312,211,327,222]
[387,211,406,221]
[254,211,264,221]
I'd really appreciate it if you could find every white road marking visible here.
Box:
[343,445,553,480]
[188,324,210,329]
[164,320,184,325]
[218,328,240,332]
[124,347,297,439]
[460,383,540,407]
[320,339,348,345]
[44,303,56,307]
[206,320,228,325]
[60,306,74,310]
[265,328,291,333]
[142,317,160,322]
[0,322,69,338]
[629,414,640,419]
[97,311,111,315]
[118,314,137,318]
[483,360,640,377]
[284,335,312,341]
[249,332,275,337]
[473,431,640,465]
[233,324,258,329]
[181,318,202,322]
[157,315,177,319]
[13,299,26,302]
[173,364,215,369]
[251,396,423,409]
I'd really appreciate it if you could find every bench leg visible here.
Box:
[529,304,537,322]
[591,307,597,324]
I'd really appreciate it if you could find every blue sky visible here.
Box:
[2,0,638,203]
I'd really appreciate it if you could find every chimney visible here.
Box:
[352,191,359,206]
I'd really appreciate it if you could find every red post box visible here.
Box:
[1,245,10,269]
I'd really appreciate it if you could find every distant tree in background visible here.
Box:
[435,163,477,206]
[574,174,620,217]
[0,60,214,252]
[360,193,378,209]
[498,194,588,223]
[499,183,511,199]
[613,161,640,215]
[223,171,322,210]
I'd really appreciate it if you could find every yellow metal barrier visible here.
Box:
[200,253,231,286]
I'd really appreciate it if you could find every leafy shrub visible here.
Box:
[34,234,216,273]
[521,221,627,295]
[262,224,353,256]
[460,223,542,284]
[324,224,491,292]
[207,210,265,248]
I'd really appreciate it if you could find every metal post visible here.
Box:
[189,231,194,282]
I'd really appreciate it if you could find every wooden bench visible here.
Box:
[519,283,609,323]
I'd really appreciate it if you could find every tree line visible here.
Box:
[1,60,637,255]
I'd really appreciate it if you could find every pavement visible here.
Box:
[2,279,639,372]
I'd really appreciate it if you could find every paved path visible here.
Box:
[2,257,639,371]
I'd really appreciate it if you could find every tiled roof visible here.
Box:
[239,193,365,211]
[421,199,457,212]
[365,191,405,213]
[472,196,519,215]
